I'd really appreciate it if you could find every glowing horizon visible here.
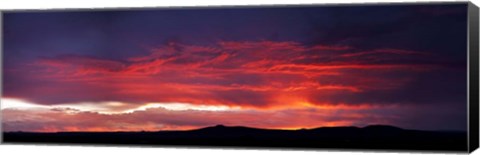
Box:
[0,97,401,132]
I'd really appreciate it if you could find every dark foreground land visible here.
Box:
[3,125,467,152]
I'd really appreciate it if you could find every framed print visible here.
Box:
[1,1,479,153]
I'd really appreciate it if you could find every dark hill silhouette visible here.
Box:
[193,124,267,133]
[362,124,403,131]
[3,124,467,152]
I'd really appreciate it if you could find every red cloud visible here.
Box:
[2,40,464,132]
[6,41,436,109]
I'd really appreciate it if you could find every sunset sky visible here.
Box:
[2,4,469,132]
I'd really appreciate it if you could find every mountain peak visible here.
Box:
[214,124,226,128]
[363,125,403,131]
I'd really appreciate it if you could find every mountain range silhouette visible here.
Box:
[3,124,467,151]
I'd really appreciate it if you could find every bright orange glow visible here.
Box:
[1,97,400,132]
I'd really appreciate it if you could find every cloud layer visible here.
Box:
[2,40,467,131]
[4,41,456,107]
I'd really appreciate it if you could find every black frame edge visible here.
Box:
[0,10,4,144]
[468,1,479,153]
